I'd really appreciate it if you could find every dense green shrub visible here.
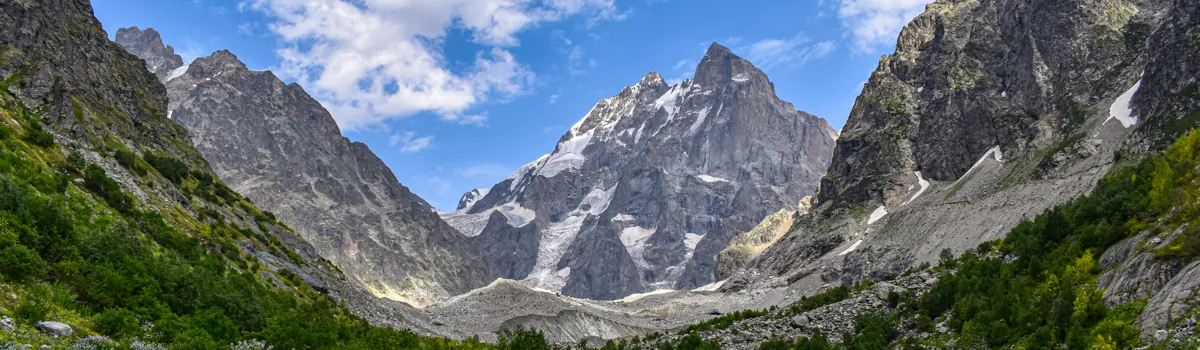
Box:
[143,151,188,184]
[841,313,898,350]
[496,328,552,350]
[680,308,770,334]
[0,243,44,281]
[94,308,141,338]
[83,164,133,213]
[114,149,147,176]
[904,131,1200,349]
[788,284,851,316]
[23,120,53,148]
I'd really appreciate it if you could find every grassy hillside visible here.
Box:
[0,83,513,349]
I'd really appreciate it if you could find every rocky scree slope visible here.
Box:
[115,29,501,307]
[442,43,837,300]
[725,0,1195,294]
[640,129,1200,348]
[0,0,460,347]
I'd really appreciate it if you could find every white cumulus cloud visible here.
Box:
[837,0,934,52]
[738,34,836,69]
[246,0,623,130]
[390,131,435,153]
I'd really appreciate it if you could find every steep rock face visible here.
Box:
[1127,0,1200,149]
[115,30,500,307]
[457,188,491,211]
[732,0,1200,331]
[113,27,183,82]
[442,44,837,300]
[715,196,811,281]
[817,0,1167,209]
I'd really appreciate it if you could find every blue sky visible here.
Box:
[92,0,931,210]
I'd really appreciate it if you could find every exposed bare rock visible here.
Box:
[113,27,183,82]
[115,32,501,307]
[442,44,836,300]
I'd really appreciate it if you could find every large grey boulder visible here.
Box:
[35,322,72,338]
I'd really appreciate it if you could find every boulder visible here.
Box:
[35,321,73,338]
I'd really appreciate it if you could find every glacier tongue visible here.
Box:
[522,184,618,292]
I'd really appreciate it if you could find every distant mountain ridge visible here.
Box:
[116,30,501,307]
[442,43,837,300]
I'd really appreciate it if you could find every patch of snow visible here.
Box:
[459,189,490,212]
[867,206,888,225]
[689,106,710,135]
[438,200,532,236]
[166,63,190,81]
[902,171,930,206]
[538,153,586,178]
[620,226,657,269]
[838,239,863,256]
[611,214,636,222]
[578,185,617,216]
[1105,79,1141,128]
[438,210,492,237]
[732,74,750,83]
[653,84,691,129]
[508,154,550,191]
[537,131,593,178]
[647,232,706,291]
[695,175,729,183]
[522,215,588,292]
[522,184,618,292]
[498,202,537,227]
[167,110,173,120]
[618,289,676,303]
[692,279,728,292]
[684,233,703,251]
[634,122,647,144]
[955,146,1004,184]
[569,104,601,135]
[620,226,656,253]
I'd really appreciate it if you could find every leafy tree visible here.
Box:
[496,328,552,350]
[0,244,44,281]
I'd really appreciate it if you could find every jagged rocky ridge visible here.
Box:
[442,44,837,300]
[113,27,183,82]
[721,0,1200,340]
[115,31,501,307]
